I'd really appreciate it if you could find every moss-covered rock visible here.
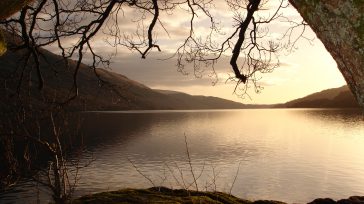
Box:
[73,187,364,204]
[73,187,286,204]
[309,196,364,204]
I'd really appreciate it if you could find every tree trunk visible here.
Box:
[288,0,364,107]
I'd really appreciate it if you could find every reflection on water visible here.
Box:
[1,109,364,203]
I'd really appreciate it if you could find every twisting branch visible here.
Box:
[0,0,310,101]
[141,0,161,58]
[230,0,261,83]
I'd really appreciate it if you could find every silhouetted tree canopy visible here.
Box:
[0,0,363,105]
[0,1,363,200]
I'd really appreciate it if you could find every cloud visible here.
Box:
[107,52,230,87]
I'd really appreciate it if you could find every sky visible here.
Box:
[63,0,347,104]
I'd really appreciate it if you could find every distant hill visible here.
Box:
[0,35,247,111]
[154,89,249,109]
[276,86,359,108]
[2,33,360,110]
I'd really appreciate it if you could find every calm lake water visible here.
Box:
[1,109,364,203]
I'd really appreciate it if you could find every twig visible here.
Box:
[164,162,186,189]
[229,161,242,195]
[127,157,155,187]
[184,133,198,191]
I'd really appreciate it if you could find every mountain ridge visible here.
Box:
[0,32,359,110]
[276,85,359,108]
[0,38,247,111]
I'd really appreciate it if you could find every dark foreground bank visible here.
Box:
[73,187,364,204]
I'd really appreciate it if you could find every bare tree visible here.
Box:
[0,98,88,203]
[0,0,363,200]
[0,0,363,104]
[27,112,85,204]
[0,1,311,195]
[0,0,309,100]
[289,0,364,107]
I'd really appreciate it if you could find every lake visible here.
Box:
[1,109,364,203]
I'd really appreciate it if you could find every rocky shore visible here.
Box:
[73,187,364,204]
[309,197,364,204]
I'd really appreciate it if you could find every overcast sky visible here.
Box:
[68,0,347,104]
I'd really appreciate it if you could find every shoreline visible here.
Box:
[73,187,364,204]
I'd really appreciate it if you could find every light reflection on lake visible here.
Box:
[2,109,364,203]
